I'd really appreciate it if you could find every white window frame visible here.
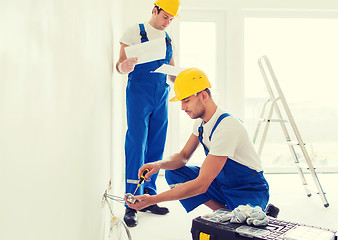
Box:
[165,10,227,156]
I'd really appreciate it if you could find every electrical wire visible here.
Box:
[105,194,126,204]
[103,192,132,240]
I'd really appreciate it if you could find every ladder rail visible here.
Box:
[256,55,329,207]
[256,100,274,156]
[260,56,307,154]
[253,99,270,144]
[256,98,285,157]
[258,58,293,143]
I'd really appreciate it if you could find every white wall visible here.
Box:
[0,0,118,239]
[110,0,127,197]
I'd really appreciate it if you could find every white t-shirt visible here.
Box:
[192,107,263,172]
[120,22,174,47]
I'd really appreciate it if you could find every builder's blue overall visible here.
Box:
[125,24,173,200]
[165,114,270,212]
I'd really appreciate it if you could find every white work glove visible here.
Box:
[246,209,269,226]
[221,204,269,227]
[118,57,138,74]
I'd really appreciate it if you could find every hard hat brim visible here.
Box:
[169,96,179,102]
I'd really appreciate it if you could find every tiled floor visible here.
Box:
[113,172,338,240]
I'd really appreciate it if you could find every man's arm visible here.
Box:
[139,134,200,181]
[127,140,228,210]
[155,154,227,200]
[158,133,199,170]
[115,43,138,74]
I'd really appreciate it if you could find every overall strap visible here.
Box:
[198,113,231,155]
[209,113,231,141]
[139,23,148,42]
[165,31,172,46]
[198,122,209,156]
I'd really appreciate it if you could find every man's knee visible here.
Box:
[165,166,198,186]
[164,169,175,184]
[164,169,184,189]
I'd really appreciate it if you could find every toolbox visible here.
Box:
[191,209,337,240]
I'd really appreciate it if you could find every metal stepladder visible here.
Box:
[252,55,329,207]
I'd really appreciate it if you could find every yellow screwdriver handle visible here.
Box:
[139,169,149,182]
[133,169,150,196]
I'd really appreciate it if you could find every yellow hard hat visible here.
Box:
[170,68,211,102]
[154,0,181,17]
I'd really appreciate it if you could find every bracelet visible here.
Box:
[118,62,126,74]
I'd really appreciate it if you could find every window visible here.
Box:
[178,21,217,88]
[244,16,338,172]
[165,11,226,165]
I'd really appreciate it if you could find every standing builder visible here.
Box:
[126,68,270,214]
[116,0,181,227]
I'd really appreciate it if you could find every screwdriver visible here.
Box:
[132,168,149,195]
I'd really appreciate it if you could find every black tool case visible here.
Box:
[191,212,337,240]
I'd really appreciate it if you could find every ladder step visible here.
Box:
[286,141,306,146]
[305,186,325,196]
[259,118,288,123]
[295,162,316,170]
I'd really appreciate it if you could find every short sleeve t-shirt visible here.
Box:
[192,107,263,172]
[120,22,172,44]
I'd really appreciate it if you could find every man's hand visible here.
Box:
[118,57,138,73]
[138,162,160,181]
[125,194,155,211]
